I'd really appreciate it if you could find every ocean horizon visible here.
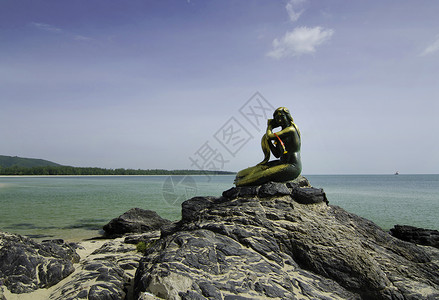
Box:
[0,174,438,241]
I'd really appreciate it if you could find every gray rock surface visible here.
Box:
[0,286,5,300]
[135,179,439,300]
[103,208,171,237]
[0,231,161,299]
[3,177,438,300]
[390,224,439,248]
[0,232,79,293]
[49,237,145,300]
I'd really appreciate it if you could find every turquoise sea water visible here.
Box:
[0,174,438,241]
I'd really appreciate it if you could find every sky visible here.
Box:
[1,0,438,174]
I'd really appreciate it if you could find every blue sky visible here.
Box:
[1,0,438,174]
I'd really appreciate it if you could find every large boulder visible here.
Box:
[103,208,171,237]
[0,232,79,293]
[134,180,439,300]
[390,224,439,248]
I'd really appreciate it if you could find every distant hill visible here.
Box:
[0,155,236,176]
[0,155,62,168]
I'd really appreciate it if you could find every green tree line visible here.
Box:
[0,165,235,176]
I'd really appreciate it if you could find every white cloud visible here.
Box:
[74,35,93,41]
[267,26,334,59]
[30,22,62,33]
[286,0,307,22]
[420,35,439,56]
[30,23,93,42]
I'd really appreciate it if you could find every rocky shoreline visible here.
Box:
[1,176,439,299]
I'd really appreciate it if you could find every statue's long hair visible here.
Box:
[260,107,300,164]
[273,107,300,137]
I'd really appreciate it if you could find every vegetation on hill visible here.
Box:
[0,155,61,168]
[0,165,235,176]
[0,155,235,176]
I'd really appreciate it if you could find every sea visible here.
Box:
[0,174,438,241]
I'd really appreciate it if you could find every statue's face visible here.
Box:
[274,110,288,127]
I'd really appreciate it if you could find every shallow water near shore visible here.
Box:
[0,174,438,241]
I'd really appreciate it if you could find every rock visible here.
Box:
[222,175,311,200]
[0,216,163,298]
[258,181,291,197]
[103,208,171,237]
[49,237,146,300]
[138,291,163,299]
[0,232,79,294]
[287,174,312,187]
[181,197,218,222]
[124,231,161,245]
[291,187,328,205]
[134,178,439,300]
[390,224,439,248]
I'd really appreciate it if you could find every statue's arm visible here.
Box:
[265,120,285,157]
[278,126,300,147]
[267,126,293,140]
[266,119,278,139]
[269,126,300,151]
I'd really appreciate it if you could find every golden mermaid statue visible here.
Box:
[234,107,302,186]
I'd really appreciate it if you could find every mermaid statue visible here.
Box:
[234,107,302,186]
